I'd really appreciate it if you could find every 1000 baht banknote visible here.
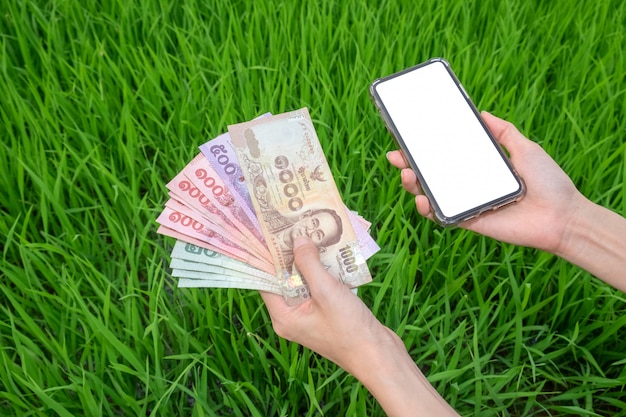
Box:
[228,108,372,300]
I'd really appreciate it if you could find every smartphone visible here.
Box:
[370,58,525,226]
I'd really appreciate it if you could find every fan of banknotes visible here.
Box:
[157,108,379,304]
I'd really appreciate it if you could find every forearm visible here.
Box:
[557,196,626,292]
[344,326,460,417]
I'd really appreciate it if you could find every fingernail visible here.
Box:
[294,236,309,249]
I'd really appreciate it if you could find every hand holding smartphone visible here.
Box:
[370,58,525,226]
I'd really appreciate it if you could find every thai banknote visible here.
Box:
[169,241,282,293]
[170,240,274,281]
[177,276,282,293]
[228,107,372,301]
[156,208,274,274]
[200,132,260,223]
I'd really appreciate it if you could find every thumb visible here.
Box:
[293,236,341,299]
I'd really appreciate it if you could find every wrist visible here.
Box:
[341,323,401,378]
[343,325,459,417]
[554,196,626,291]
[553,192,592,260]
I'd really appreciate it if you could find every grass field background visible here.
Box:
[1,0,625,415]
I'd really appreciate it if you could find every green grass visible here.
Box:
[1,0,625,415]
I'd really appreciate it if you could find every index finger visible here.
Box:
[259,291,289,315]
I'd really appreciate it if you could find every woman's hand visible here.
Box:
[387,111,584,254]
[259,237,460,417]
[259,236,389,373]
[387,111,626,290]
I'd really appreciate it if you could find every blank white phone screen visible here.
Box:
[375,61,521,219]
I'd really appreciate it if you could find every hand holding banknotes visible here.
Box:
[157,108,379,303]
[260,236,460,417]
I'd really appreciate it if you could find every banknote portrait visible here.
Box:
[272,208,344,251]
[262,207,344,271]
